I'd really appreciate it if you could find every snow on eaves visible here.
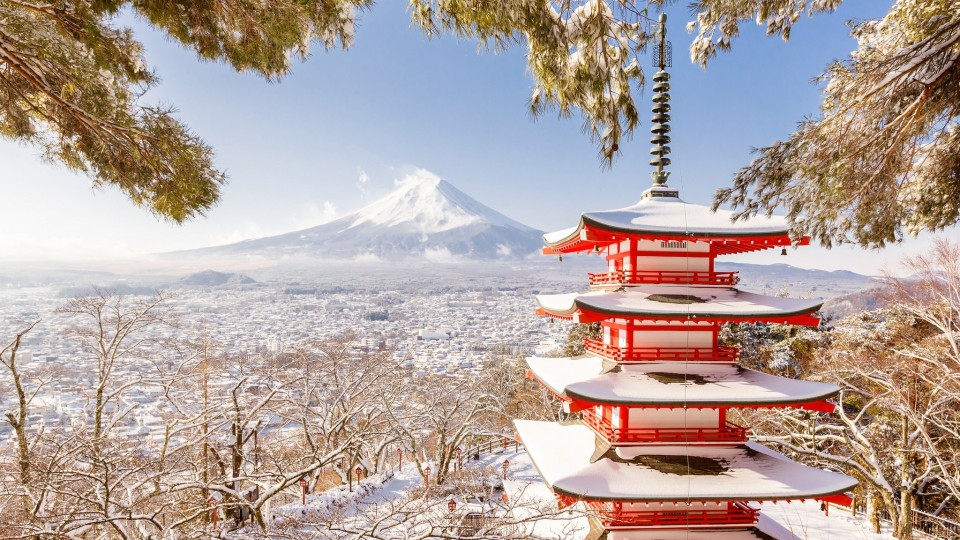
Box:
[526,356,840,406]
[515,420,858,502]
[535,285,823,319]
[543,191,790,246]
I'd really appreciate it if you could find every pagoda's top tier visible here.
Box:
[543,187,804,255]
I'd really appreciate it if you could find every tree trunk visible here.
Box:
[896,416,914,539]
[867,491,881,534]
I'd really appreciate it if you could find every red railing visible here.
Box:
[590,501,759,527]
[584,339,739,363]
[581,409,749,444]
[588,270,739,286]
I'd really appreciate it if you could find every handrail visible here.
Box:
[584,339,739,363]
[581,409,749,444]
[588,270,739,286]
[588,501,759,527]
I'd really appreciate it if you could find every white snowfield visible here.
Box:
[535,285,824,319]
[348,171,537,234]
[526,356,840,406]
[514,420,858,502]
[542,187,789,246]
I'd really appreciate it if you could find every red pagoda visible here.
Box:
[515,14,857,539]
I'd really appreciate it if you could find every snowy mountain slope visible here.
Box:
[182,173,545,261]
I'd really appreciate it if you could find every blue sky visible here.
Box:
[1,0,944,274]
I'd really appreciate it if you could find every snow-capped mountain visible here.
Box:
[187,173,545,260]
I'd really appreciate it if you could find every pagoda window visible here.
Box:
[635,255,711,272]
[632,329,713,348]
[627,407,720,430]
[603,325,612,346]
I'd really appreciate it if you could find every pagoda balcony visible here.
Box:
[588,501,760,528]
[588,270,739,286]
[581,409,749,444]
[584,339,739,363]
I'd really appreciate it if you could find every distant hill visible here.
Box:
[715,262,877,300]
[172,174,544,261]
[820,286,889,320]
[178,270,257,287]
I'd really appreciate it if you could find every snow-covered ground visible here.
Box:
[242,446,896,539]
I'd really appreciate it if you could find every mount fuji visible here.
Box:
[185,173,545,261]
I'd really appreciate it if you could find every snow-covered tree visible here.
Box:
[719,321,823,378]
[10,0,955,235]
[710,0,960,247]
[0,0,366,222]
[383,371,502,487]
[750,240,960,537]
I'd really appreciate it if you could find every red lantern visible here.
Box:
[299,476,308,505]
[502,459,510,480]
[356,466,363,484]
[448,498,457,513]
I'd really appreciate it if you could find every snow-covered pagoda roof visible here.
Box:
[515,420,857,502]
[526,357,839,408]
[604,517,798,540]
[535,285,822,325]
[542,188,803,255]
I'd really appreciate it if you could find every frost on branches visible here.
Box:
[0,0,369,222]
[410,0,652,162]
[0,295,546,538]
[710,0,960,248]
[743,239,960,538]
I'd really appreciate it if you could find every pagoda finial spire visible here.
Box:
[650,13,672,188]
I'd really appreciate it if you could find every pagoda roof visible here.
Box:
[605,516,798,539]
[526,356,839,408]
[515,420,857,502]
[536,285,822,325]
[542,190,798,255]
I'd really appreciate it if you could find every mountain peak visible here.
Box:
[180,170,544,261]
[349,169,536,234]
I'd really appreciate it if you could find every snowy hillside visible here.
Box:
[183,172,544,261]
[228,447,897,539]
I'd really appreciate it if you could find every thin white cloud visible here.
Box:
[291,201,338,229]
[357,167,371,199]
[393,167,442,188]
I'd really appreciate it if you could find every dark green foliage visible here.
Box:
[562,322,601,357]
[0,0,369,222]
